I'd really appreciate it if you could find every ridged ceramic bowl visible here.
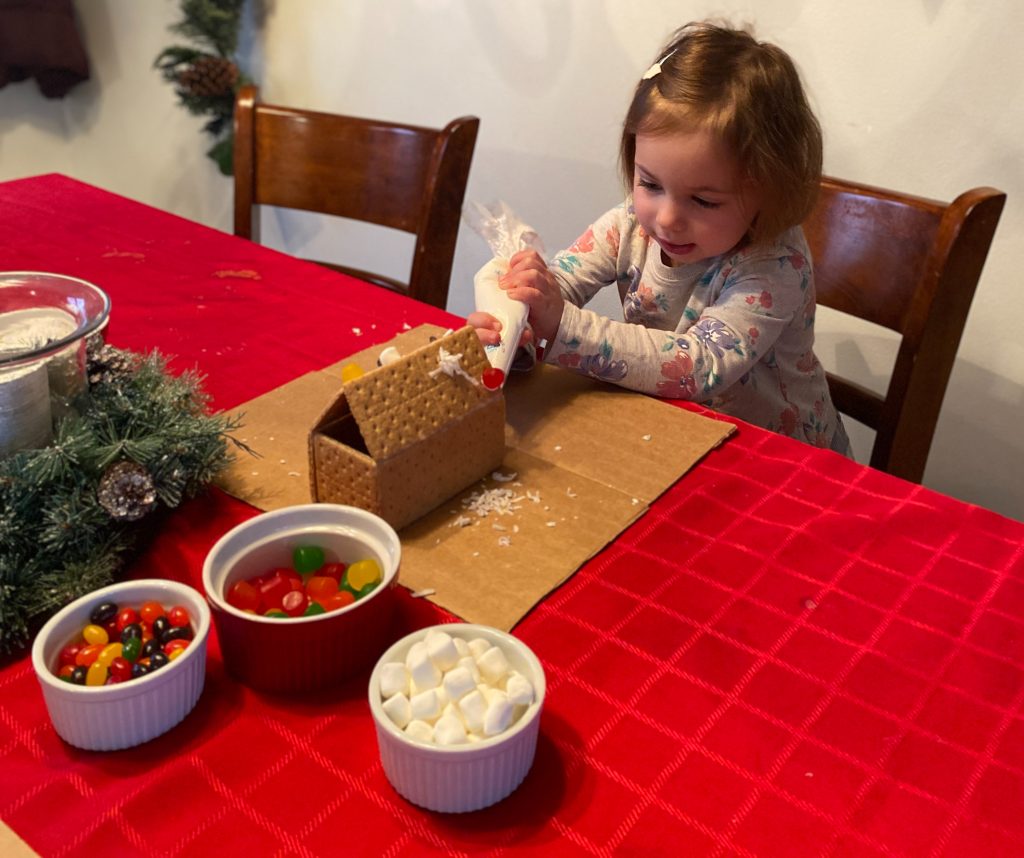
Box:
[368,623,545,813]
[202,503,401,693]
[31,579,210,751]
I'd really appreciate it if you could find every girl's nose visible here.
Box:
[657,199,684,232]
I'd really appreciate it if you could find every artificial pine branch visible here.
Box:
[0,348,246,655]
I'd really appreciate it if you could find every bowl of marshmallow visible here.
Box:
[368,623,545,813]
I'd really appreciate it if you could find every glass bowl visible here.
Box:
[0,272,111,455]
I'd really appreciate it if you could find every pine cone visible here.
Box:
[177,55,239,99]
[87,341,139,387]
[97,461,158,522]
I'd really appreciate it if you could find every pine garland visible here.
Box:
[154,0,250,175]
[0,345,244,655]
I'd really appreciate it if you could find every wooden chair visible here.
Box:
[233,85,479,310]
[803,176,1005,483]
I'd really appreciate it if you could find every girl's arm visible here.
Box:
[544,247,811,401]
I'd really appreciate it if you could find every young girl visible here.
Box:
[469,22,851,454]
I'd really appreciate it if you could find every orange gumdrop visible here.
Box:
[321,590,355,613]
[306,576,339,600]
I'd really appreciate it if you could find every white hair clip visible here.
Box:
[641,48,676,81]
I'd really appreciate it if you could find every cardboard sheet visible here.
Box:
[219,324,734,629]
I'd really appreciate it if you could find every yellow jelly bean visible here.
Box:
[167,648,184,662]
[96,643,123,667]
[345,558,382,591]
[86,661,108,686]
[341,363,364,383]
[82,624,109,646]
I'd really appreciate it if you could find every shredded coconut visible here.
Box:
[497,536,511,547]
[642,434,652,441]
[450,515,473,528]
[566,487,577,498]
[410,588,436,598]
[462,487,524,517]
[491,471,517,482]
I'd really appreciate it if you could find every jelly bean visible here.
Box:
[160,625,193,645]
[131,663,150,680]
[116,607,140,633]
[86,661,108,686]
[227,579,261,612]
[163,638,189,656]
[306,576,339,600]
[148,652,169,671]
[264,610,288,619]
[168,605,190,628]
[303,602,326,616]
[141,639,163,659]
[122,636,142,663]
[292,545,325,575]
[59,643,83,667]
[152,616,171,640]
[320,562,346,581]
[96,643,123,667]
[109,657,132,683]
[167,648,185,662]
[120,622,142,642]
[82,624,109,646]
[57,664,75,679]
[89,602,118,625]
[281,589,309,617]
[76,643,104,666]
[140,601,165,626]
[71,666,88,685]
[345,558,382,591]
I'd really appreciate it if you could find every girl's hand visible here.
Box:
[500,250,564,344]
[466,310,506,347]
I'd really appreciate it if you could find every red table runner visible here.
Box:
[2,175,1023,857]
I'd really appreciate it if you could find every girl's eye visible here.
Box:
[693,196,721,210]
[637,178,661,192]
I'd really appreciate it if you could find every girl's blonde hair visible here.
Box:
[620,22,822,246]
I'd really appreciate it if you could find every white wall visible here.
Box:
[2,1,1021,520]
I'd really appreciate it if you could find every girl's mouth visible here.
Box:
[659,238,696,256]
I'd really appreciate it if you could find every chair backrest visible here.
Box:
[803,176,1005,483]
[233,85,479,309]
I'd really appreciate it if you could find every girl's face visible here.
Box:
[632,129,758,266]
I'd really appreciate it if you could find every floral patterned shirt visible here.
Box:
[544,200,851,453]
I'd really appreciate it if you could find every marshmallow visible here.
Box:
[405,640,428,669]
[476,645,511,685]
[505,671,535,706]
[483,696,514,736]
[382,693,412,729]
[458,689,487,733]
[405,719,434,744]
[407,647,442,691]
[467,638,491,660]
[458,655,482,684]
[434,713,469,745]
[453,637,470,658]
[425,630,460,671]
[409,688,442,722]
[442,665,476,702]
[379,662,410,699]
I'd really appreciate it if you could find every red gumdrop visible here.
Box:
[281,589,309,617]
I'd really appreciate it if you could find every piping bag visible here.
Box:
[464,201,546,388]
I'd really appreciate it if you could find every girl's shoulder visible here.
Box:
[731,225,811,267]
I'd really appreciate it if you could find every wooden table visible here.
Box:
[2,174,1023,857]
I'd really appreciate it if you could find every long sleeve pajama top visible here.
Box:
[543,200,851,454]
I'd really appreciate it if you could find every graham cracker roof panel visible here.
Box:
[343,326,496,460]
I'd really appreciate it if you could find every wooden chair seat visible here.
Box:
[233,85,479,310]
[804,176,1005,483]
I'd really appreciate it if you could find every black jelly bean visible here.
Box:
[141,639,162,659]
[148,652,169,671]
[160,625,193,645]
[152,616,170,639]
[131,662,150,679]
[71,666,88,685]
[120,622,143,642]
[89,601,118,625]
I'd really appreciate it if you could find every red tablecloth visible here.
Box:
[2,175,1023,857]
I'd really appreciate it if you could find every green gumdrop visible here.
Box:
[304,602,326,616]
[265,610,288,619]
[292,545,326,575]
[355,581,379,601]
